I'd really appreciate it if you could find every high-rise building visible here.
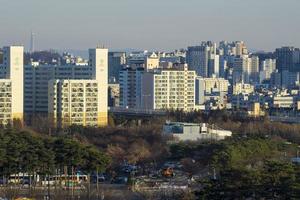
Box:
[275,47,300,72]
[119,67,144,109]
[232,55,259,84]
[234,41,248,56]
[0,46,24,126]
[25,47,108,127]
[48,80,101,128]
[232,55,249,84]
[187,41,218,77]
[259,59,276,83]
[248,56,259,83]
[211,54,220,77]
[281,70,300,88]
[108,52,126,83]
[219,41,248,56]
[140,65,196,111]
[24,63,92,115]
[85,47,108,126]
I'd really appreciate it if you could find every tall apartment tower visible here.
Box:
[259,59,276,83]
[187,42,218,78]
[141,65,196,111]
[248,56,259,84]
[108,52,126,83]
[48,80,100,128]
[0,46,24,125]
[88,47,108,126]
[119,67,144,109]
[275,47,300,72]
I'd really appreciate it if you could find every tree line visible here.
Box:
[0,129,110,179]
[195,137,300,199]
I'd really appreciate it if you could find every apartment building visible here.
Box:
[0,80,12,125]
[141,65,196,111]
[48,80,101,128]
[119,67,144,109]
[0,46,24,126]
[24,47,108,127]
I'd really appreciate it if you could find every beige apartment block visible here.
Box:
[48,79,106,128]
[0,46,24,126]
[141,65,196,111]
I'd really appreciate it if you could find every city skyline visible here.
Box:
[0,0,300,52]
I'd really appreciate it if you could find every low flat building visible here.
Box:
[163,121,232,142]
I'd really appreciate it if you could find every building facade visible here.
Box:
[48,80,101,128]
[25,47,108,127]
[0,46,24,126]
[195,76,229,106]
[119,67,144,109]
[141,66,196,111]
[108,52,126,82]
[187,42,218,78]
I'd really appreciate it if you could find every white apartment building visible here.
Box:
[141,65,196,111]
[48,80,101,128]
[260,59,276,83]
[0,46,24,126]
[248,56,259,83]
[233,55,259,84]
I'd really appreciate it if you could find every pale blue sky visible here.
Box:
[0,0,299,52]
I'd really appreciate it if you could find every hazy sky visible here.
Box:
[0,0,299,52]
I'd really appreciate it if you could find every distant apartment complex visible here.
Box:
[1,40,300,127]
